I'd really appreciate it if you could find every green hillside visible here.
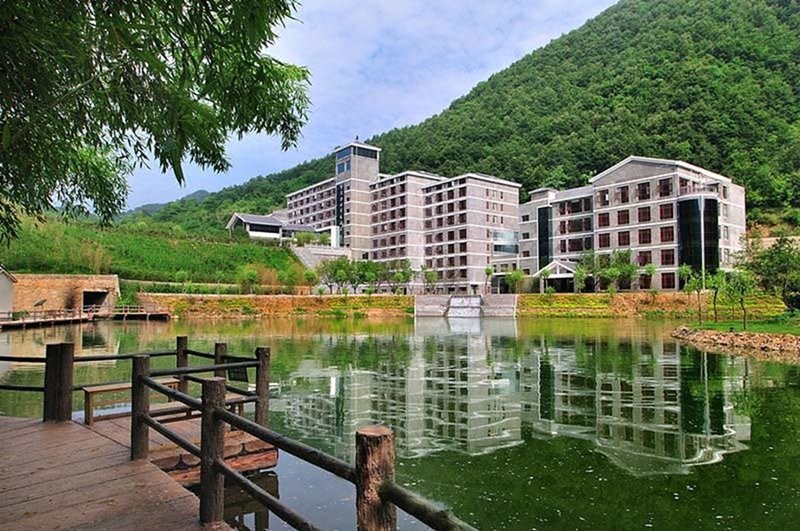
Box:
[141,0,800,235]
[0,218,299,283]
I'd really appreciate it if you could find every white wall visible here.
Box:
[0,276,13,314]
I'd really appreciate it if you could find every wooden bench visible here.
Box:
[83,378,180,426]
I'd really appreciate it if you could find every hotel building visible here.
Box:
[519,156,746,291]
[286,141,520,293]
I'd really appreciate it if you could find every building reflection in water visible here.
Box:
[277,318,750,477]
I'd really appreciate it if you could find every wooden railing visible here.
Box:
[130,347,475,530]
[0,336,475,530]
[0,306,104,323]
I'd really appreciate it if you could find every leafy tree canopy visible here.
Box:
[0,0,310,241]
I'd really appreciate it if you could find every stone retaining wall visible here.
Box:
[12,274,120,312]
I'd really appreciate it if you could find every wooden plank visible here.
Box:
[0,416,231,530]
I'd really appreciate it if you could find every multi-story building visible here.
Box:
[519,156,746,291]
[422,174,520,293]
[370,171,444,270]
[287,141,381,259]
[285,141,520,293]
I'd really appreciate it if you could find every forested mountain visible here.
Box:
[123,189,211,217]
[143,0,800,234]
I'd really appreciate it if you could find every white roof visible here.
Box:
[336,141,382,152]
[589,156,731,184]
[225,213,283,230]
[0,265,17,283]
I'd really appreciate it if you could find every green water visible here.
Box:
[1,317,799,530]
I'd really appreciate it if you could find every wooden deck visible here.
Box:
[88,412,278,487]
[0,416,230,530]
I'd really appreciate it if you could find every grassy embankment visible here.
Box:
[142,293,415,319]
[516,292,788,320]
[0,218,302,288]
[692,314,800,335]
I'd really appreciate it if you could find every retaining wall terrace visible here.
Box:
[12,274,120,313]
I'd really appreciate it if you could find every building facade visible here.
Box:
[285,141,520,293]
[519,157,746,291]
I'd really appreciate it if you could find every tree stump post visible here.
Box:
[176,335,188,393]
[131,355,151,460]
[43,343,74,422]
[355,426,396,531]
[214,342,227,378]
[200,377,226,524]
[255,347,270,427]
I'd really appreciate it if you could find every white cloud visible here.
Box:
[126,0,616,207]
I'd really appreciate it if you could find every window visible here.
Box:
[522,232,530,239]
[618,186,630,204]
[521,214,530,222]
[659,203,674,220]
[660,226,674,243]
[560,241,567,253]
[658,178,673,197]
[661,249,675,266]
[599,233,611,249]
[638,207,651,223]
[723,186,729,199]
[618,231,630,247]
[638,251,652,266]
[723,226,729,241]
[640,274,652,290]
[639,229,652,245]
[637,182,651,200]
[617,210,630,225]
[596,189,610,207]
[598,213,610,227]
[662,272,676,289]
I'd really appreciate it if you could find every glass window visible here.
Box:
[639,229,652,245]
[618,231,630,247]
[659,203,674,220]
[638,251,652,266]
[618,186,630,204]
[598,213,610,227]
[637,182,651,200]
[638,207,651,223]
[599,233,610,248]
[661,249,675,266]
[662,272,676,289]
[660,226,675,243]
[658,178,673,197]
[618,210,630,225]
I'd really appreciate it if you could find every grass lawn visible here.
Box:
[693,315,800,335]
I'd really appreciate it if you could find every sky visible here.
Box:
[126,0,618,208]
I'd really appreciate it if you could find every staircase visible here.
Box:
[291,246,323,270]
[446,295,483,318]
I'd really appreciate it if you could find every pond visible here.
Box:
[1,317,799,530]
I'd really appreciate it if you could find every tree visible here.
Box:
[422,268,438,294]
[539,268,552,294]
[643,263,657,304]
[706,270,726,322]
[574,265,588,294]
[237,265,259,295]
[740,234,800,311]
[317,260,337,294]
[725,270,756,330]
[484,267,494,294]
[678,264,694,296]
[302,270,318,288]
[385,259,413,294]
[1,1,310,242]
[684,272,704,325]
[507,270,525,294]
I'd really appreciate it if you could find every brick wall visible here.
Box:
[12,274,120,312]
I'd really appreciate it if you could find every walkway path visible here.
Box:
[0,416,227,530]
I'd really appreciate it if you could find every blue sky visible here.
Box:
[126,0,617,208]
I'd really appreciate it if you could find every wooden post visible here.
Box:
[200,377,226,524]
[255,347,270,427]
[176,335,188,393]
[43,343,74,422]
[131,355,151,460]
[355,426,396,531]
[214,342,227,378]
